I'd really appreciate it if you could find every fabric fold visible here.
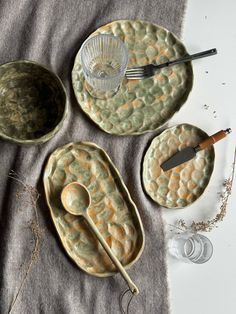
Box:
[0,1,187,313]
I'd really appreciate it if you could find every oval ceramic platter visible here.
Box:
[72,20,193,135]
[142,124,215,209]
[43,142,145,277]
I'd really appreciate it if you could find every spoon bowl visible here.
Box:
[61,182,91,216]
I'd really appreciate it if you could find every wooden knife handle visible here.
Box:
[198,130,228,150]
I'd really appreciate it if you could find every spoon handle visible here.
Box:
[85,213,139,295]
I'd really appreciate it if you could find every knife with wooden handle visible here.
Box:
[160,128,232,171]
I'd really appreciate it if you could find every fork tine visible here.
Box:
[126,73,144,77]
[125,69,145,74]
[125,73,145,77]
[126,71,144,75]
[125,76,144,80]
[125,74,145,79]
[125,64,151,79]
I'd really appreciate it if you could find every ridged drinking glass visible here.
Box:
[80,34,128,99]
[169,232,213,264]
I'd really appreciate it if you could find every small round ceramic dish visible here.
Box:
[72,20,193,135]
[142,124,215,209]
[0,60,67,145]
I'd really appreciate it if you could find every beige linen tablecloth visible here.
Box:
[0,1,186,313]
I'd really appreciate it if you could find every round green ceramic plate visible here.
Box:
[142,124,215,209]
[0,60,67,145]
[72,20,193,135]
[43,142,145,277]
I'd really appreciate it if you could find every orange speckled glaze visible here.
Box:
[43,142,144,277]
[72,20,193,135]
[142,124,215,208]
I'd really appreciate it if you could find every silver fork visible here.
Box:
[125,48,217,79]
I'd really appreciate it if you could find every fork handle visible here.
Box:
[156,48,217,69]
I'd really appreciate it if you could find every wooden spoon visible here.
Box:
[61,182,139,295]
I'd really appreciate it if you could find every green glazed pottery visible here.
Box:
[72,20,193,135]
[142,124,215,209]
[43,142,145,277]
[0,60,67,144]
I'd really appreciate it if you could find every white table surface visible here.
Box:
[163,0,236,313]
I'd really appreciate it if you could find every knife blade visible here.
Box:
[160,128,232,171]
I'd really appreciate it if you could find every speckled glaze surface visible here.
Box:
[142,124,215,209]
[0,60,67,144]
[43,142,145,277]
[72,20,193,135]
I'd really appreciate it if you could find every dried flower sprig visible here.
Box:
[8,171,43,314]
[175,147,236,233]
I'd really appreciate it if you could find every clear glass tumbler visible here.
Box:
[80,34,128,99]
[168,232,213,264]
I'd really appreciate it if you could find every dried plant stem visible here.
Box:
[168,223,186,233]
[8,171,43,314]
[176,147,236,232]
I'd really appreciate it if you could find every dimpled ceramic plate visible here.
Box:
[72,20,193,135]
[0,60,67,144]
[43,142,144,277]
[142,124,215,209]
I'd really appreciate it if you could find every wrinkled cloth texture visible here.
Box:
[0,0,187,313]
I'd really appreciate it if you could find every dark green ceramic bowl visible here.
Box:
[0,60,68,144]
